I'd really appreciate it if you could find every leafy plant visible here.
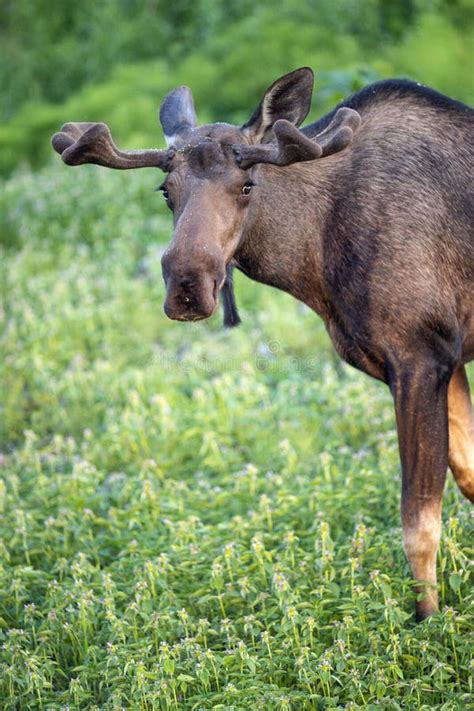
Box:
[0,164,472,708]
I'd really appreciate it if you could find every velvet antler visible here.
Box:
[51,122,171,170]
[232,107,361,170]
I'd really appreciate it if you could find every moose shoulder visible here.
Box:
[52,68,474,621]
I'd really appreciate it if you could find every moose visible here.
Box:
[52,68,473,621]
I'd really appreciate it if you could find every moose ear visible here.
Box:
[243,67,314,143]
[159,86,197,146]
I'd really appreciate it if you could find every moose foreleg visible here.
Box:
[390,360,451,621]
[448,366,474,502]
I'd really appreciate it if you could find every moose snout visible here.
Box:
[162,252,225,322]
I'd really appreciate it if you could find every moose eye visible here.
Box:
[157,184,173,209]
[241,182,254,197]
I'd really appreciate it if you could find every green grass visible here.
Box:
[0,163,473,709]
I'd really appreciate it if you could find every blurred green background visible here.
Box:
[0,0,473,177]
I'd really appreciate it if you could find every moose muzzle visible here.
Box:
[162,250,226,322]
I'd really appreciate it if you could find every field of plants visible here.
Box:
[1,0,473,706]
[1,163,472,708]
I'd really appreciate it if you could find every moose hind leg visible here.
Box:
[390,359,451,621]
[448,365,474,502]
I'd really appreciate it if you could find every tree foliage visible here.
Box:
[0,0,472,175]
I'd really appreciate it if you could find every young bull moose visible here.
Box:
[52,68,473,621]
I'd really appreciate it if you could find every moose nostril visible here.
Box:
[179,277,194,292]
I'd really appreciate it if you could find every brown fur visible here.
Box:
[448,366,474,501]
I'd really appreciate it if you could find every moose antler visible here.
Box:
[232,107,361,169]
[51,122,172,170]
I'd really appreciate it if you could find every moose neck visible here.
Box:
[234,160,336,318]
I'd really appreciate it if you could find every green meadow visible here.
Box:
[0,165,472,708]
[1,0,474,706]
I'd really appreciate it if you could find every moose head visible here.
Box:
[52,68,360,324]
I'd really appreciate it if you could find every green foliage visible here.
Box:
[0,2,473,705]
[0,0,204,119]
[0,1,472,176]
[1,164,473,708]
[384,13,474,101]
[2,0,471,123]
